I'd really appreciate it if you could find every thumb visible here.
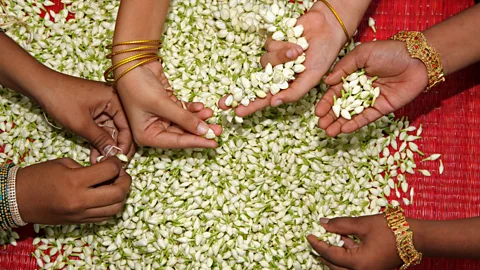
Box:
[320,217,366,238]
[324,43,373,86]
[83,121,120,157]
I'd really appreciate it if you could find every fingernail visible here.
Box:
[286,49,295,59]
[197,122,209,135]
[320,218,330,224]
[272,100,283,107]
[103,145,119,157]
[296,46,303,54]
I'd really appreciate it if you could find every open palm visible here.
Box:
[316,40,429,136]
[219,2,347,116]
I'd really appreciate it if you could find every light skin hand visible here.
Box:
[218,3,346,117]
[116,61,222,148]
[218,0,372,117]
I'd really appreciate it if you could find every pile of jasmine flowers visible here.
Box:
[0,0,443,269]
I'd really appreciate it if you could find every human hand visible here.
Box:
[15,157,131,224]
[218,1,347,117]
[316,40,428,136]
[36,75,135,163]
[116,61,222,148]
[307,215,402,270]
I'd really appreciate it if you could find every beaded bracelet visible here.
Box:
[391,31,445,92]
[0,163,26,230]
[384,207,422,270]
[0,163,15,230]
[7,165,26,227]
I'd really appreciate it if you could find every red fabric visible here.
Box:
[1,0,479,269]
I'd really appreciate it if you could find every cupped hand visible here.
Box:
[37,75,135,163]
[116,61,222,149]
[316,40,429,137]
[307,215,402,270]
[218,1,347,117]
[16,157,131,224]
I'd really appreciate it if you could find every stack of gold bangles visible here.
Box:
[384,207,422,270]
[104,40,162,88]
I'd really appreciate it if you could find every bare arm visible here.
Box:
[424,4,480,75]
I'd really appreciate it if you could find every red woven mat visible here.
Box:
[1,0,479,269]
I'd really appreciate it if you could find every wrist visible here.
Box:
[407,218,428,257]
[311,0,371,40]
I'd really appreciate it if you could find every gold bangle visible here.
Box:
[106,45,162,59]
[112,56,161,88]
[104,52,159,83]
[384,207,422,270]
[391,31,445,92]
[318,0,351,47]
[105,40,164,87]
[106,39,162,49]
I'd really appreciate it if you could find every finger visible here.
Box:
[80,217,111,224]
[143,132,218,149]
[185,102,205,113]
[319,217,366,237]
[269,69,321,106]
[341,236,359,249]
[90,146,101,164]
[75,157,123,187]
[126,142,136,159]
[324,116,348,137]
[84,169,131,208]
[324,43,373,86]
[154,98,210,136]
[341,107,385,134]
[218,93,272,117]
[53,158,82,169]
[315,84,343,118]
[265,39,303,54]
[108,97,134,156]
[307,235,356,269]
[79,118,121,159]
[90,123,119,164]
[83,201,126,219]
[235,95,272,117]
[260,45,303,67]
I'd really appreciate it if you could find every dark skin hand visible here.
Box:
[16,157,131,224]
[315,40,428,137]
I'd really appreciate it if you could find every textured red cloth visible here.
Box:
[0,0,479,269]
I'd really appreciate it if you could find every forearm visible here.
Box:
[0,32,57,102]
[423,4,480,76]
[313,0,372,39]
[112,0,170,62]
[409,217,480,259]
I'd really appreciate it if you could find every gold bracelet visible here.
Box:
[318,0,351,47]
[391,31,445,91]
[384,207,422,270]
[113,55,161,87]
[104,52,159,82]
[106,39,162,49]
[105,40,163,88]
[106,45,162,59]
